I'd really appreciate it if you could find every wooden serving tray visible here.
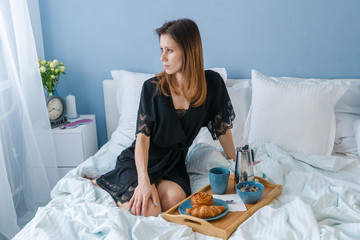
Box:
[162,175,282,240]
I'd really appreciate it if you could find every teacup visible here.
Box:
[209,167,230,194]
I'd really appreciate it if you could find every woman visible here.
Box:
[94,18,236,217]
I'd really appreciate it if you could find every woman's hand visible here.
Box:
[129,181,159,216]
[253,160,260,165]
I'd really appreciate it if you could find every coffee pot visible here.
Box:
[234,145,255,187]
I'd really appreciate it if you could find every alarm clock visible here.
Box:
[46,95,69,128]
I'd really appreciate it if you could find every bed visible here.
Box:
[14,69,360,240]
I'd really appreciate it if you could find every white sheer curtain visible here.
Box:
[0,0,58,239]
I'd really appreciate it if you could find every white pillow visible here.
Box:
[244,70,349,155]
[333,81,360,154]
[111,70,154,141]
[192,81,252,150]
[354,119,360,156]
[112,68,227,144]
[275,77,360,155]
[335,81,360,115]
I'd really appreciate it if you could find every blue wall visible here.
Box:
[39,0,360,148]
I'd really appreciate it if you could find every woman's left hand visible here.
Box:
[129,181,159,216]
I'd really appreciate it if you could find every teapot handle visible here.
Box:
[243,144,255,162]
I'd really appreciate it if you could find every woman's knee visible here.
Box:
[165,188,186,204]
[157,181,186,211]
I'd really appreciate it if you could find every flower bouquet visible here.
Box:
[39,59,66,96]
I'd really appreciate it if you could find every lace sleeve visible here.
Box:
[135,81,155,137]
[206,71,236,140]
[207,100,235,140]
[136,113,151,136]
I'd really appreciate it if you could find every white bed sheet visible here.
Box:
[13,131,360,240]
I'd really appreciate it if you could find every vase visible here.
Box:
[46,90,58,97]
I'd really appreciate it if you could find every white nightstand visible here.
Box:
[52,114,98,178]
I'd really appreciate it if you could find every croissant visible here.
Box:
[191,192,214,208]
[186,205,226,218]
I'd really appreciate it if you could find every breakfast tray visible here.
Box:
[162,175,282,240]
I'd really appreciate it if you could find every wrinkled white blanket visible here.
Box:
[14,139,360,240]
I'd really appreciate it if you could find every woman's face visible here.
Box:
[160,34,184,76]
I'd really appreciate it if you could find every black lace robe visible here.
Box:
[97,70,235,203]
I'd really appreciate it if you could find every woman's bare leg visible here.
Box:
[116,188,162,217]
[91,179,178,216]
[156,180,186,212]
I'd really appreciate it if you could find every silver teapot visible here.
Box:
[234,145,255,187]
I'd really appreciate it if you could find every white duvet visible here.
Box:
[14,136,360,240]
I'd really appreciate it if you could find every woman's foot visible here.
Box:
[83,176,100,187]
[91,179,99,187]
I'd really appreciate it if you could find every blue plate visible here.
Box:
[178,198,229,221]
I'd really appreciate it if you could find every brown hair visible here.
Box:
[155,18,206,107]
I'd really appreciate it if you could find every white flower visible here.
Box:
[39,58,66,93]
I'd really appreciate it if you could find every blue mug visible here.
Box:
[209,167,230,194]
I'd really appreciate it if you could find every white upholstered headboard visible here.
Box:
[103,79,119,139]
[102,79,248,140]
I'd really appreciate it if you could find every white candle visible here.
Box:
[66,94,77,118]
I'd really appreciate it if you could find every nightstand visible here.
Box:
[52,114,98,178]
